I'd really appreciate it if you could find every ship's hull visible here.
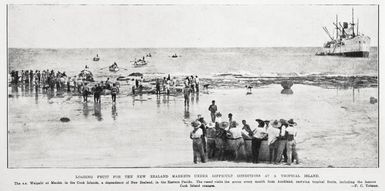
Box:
[323,51,370,57]
[334,51,369,57]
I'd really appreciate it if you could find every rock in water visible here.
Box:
[60,117,70,122]
[281,89,294,95]
[281,80,294,89]
[370,97,378,104]
[128,72,143,77]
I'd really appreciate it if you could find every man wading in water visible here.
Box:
[208,100,217,122]
[111,83,119,103]
[183,86,190,108]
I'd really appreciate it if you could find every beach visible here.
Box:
[8,83,378,168]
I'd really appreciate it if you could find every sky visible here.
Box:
[8,4,378,48]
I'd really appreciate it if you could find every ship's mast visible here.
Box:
[357,18,359,35]
[351,8,355,37]
[335,14,339,40]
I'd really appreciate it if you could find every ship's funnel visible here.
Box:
[343,22,348,28]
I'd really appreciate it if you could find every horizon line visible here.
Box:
[7,46,379,49]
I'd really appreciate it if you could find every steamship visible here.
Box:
[316,8,370,57]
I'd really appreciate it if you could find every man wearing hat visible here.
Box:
[215,121,228,161]
[252,119,268,163]
[197,115,207,153]
[190,121,206,164]
[206,122,216,159]
[275,119,289,164]
[228,121,246,161]
[285,119,299,165]
[267,120,281,164]
[241,120,254,162]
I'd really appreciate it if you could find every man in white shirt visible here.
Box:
[195,75,200,92]
[228,121,245,161]
[285,119,299,165]
[190,121,206,164]
[252,119,268,163]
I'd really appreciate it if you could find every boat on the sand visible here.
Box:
[78,70,94,82]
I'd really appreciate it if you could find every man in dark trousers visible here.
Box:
[197,115,207,153]
[190,121,206,164]
[111,83,119,103]
[208,100,217,123]
[94,83,103,103]
[252,119,268,163]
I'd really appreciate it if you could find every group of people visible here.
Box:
[190,100,299,165]
[155,74,177,95]
[9,69,69,90]
[9,69,120,104]
[183,75,200,107]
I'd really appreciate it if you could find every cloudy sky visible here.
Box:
[8,4,378,48]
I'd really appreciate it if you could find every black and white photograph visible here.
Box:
[7,4,378,168]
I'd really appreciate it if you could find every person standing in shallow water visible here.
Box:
[183,86,190,108]
[111,83,119,103]
[82,82,90,102]
[208,100,217,123]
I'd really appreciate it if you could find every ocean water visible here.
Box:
[8,47,378,81]
[8,85,378,167]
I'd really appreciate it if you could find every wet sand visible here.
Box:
[8,84,378,168]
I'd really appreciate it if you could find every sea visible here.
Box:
[8,47,378,82]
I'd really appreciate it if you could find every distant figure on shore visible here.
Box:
[245,85,253,94]
[195,76,200,92]
[155,79,161,94]
[208,100,217,122]
[183,87,190,107]
[190,121,206,164]
[111,83,119,103]
[94,83,103,103]
[82,82,90,102]
[228,113,233,124]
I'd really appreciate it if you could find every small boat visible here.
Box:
[93,54,100,61]
[109,65,119,72]
[133,59,148,67]
[171,54,178,58]
[109,62,119,72]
